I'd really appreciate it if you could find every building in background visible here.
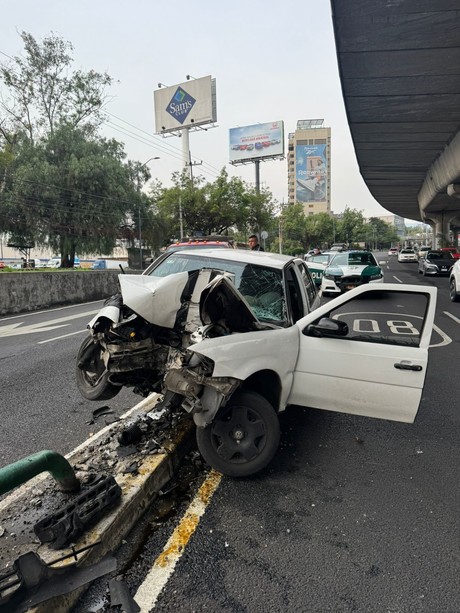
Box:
[287,119,331,215]
[366,214,406,238]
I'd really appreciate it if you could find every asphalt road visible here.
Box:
[1,257,458,612]
[0,300,137,467]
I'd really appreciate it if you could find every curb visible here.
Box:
[0,394,195,612]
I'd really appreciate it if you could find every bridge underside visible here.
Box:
[331,0,460,227]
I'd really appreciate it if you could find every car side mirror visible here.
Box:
[303,317,349,338]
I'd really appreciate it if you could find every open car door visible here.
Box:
[289,284,437,423]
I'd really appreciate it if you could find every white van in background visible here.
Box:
[46,256,81,268]
[92,259,128,270]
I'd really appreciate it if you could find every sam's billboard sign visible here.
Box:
[154,76,216,133]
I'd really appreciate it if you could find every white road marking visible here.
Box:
[0,300,103,322]
[37,329,87,344]
[443,311,460,325]
[430,324,452,348]
[134,470,222,612]
[392,276,403,283]
[0,310,98,337]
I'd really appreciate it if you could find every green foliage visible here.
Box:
[0,31,112,144]
[153,169,276,247]
[0,125,140,265]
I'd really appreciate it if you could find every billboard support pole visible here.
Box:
[181,128,191,179]
[255,160,260,194]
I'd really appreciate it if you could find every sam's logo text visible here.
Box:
[166,87,196,125]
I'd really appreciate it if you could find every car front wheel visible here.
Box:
[76,336,120,401]
[449,278,460,302]
[196,390,280,477]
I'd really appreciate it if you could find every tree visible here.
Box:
[154,170,275,244]
[0,31,112,145]
[335,208,365,245]
[1,125,141,265]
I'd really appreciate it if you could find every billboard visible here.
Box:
[229,121,284,163]
[154,76,217,133]
[295,144,328,203]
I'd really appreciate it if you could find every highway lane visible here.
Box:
[0,301,138,466]
[75,256,459,613]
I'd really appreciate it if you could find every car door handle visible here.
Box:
[394,362,423,372]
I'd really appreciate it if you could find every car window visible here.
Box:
[149,253,286,325]
[331,252,377,267]
[305,254,329,264]
[311,290,430,347]
[296,261,318,311]
[285,265,304,323]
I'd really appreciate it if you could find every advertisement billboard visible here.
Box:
[229,121,284,163]
[295,144,328,203]
[154,76,217,133]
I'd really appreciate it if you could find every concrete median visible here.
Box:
[0,393,195,612]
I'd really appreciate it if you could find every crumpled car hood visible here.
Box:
[118,272,189,328]
[199,274,262,332]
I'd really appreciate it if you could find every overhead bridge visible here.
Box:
[331,0,460,245]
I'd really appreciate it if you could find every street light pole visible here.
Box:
[137,157,160,268]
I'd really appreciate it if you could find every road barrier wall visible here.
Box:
[0,270,130,315]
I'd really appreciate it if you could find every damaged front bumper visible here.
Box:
[163,367,241,428]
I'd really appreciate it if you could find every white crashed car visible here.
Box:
[321,250,384,296]
[77,248,436,477]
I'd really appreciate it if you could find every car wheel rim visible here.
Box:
[82,347,106,386]
[210,405,266,464]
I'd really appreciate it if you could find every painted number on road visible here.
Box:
[353,319,419,335]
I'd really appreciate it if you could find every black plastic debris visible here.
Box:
[0,547,116,613]
[34,475,121,549]
[109,577,140,612]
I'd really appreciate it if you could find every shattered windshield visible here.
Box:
[149,253,286,324]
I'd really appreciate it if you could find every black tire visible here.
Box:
[196,390,280,477]
[450,278,460,302]
[76,335,120,401]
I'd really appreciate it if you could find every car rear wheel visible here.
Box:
[196,390,280,477]
[449,278,460,302]
[76,336,120,401]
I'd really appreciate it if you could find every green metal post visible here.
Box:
[0,450,80,496]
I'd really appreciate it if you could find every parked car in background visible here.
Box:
[46,256,81,268]
[439,247,460,260]
[388,247,398,256]
[304,252,335,286]
[418,250,454,276]
[449,259,460,301]
[417,246,431,259]
[93,259,128,270]
[329,243,348,252]
[165,236,235,253]
[398,248,418,263]
[321,250,384,296]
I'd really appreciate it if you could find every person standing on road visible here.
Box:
[248,234,264,251]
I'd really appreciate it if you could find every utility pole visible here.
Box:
[138,157,160,268]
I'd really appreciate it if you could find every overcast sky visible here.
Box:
[2,0,399,218]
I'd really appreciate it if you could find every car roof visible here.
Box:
[162,247,298,270]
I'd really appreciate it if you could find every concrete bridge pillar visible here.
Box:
[423,212,457,248]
